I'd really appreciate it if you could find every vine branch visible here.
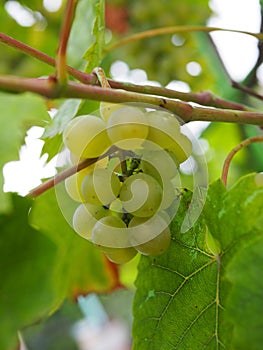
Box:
[221,135,263,186]
[0,32,251,110]
[0,75,262,125]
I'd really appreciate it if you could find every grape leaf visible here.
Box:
[0,195,60,350]
[83,0,105,72]
[133,174,263,349]
[0,92,50,212]
[30,185,120,300]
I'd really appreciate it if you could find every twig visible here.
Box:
[221,135,263,186]
[28,146,117,198]
[0,33,252,110]
[106,26,263,52]
[56,0,78,85]
[231,81,263,101]
[0,75,263,125]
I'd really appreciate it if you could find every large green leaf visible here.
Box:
[133,174,263,349]
[0,92,50,212]
[30,186,120,300]
[0,195,59,350]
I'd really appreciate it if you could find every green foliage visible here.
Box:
[0,195,59,350]
[133,175,263,349]
[0,92,50,212]
[30,186,120,299]
[0,0,263,349]
[68,0,104,70]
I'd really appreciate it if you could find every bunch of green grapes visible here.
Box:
[62,103,192,264]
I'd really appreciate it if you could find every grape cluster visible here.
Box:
[62,104,192,264]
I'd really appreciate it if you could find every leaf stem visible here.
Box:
[221,135,263,186]
[106,26,263,52]
[56,0,78,85]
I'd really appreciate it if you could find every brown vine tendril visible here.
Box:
[221,135,263,186]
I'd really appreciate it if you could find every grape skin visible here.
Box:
[100,102,124,121]
[128,215,171,255]
[144,110,192,163]
[73,203,108,240]
[81,168,121,206]
[92,216,137,264]
[65,157,109,202]
[107,106,149,150]
[119,173,162,217]
[63,115,111,158]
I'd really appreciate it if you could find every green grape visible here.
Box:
[128,215,171,256]
[73,203,108,240]
[65,168,90,202]
[160,179,176,210]
[65,157,109,202]
[103,247,137,264]
[63,115,111,158]
[100,101,124,122]
[168,133,192,163]
[119,173,162,217]
[144,110,192,163]
[82,168,121,206]
[140,149,179,181]
[92,216,137,263]
[109,198,124,217]
[144,110,180,146]
[107,106,149,150]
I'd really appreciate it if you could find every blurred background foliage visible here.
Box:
[0,0,263,348]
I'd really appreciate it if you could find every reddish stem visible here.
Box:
[28,146,117,198]
[56,0,78,84]
[221,135,263,186]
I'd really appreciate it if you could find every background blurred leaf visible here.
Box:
[0,195,60,350]
[0,92,50,212]
[30,186,121,300]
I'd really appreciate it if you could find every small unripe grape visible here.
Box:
[100,102,124,122]
[107,106,149,150]
[140,149,179,181]
[65,158,108,202]
[65,168,90,202]
[63,115,111,158]
[73,203,108,240]
[92,216,137,263]
[119,173,162,217]
[128,215,171,256]
[82,168,121,206]
[168,133,192,163]
[145,110,180,148]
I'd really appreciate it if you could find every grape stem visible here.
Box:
[28,146,117,198]
[0,32,250,111]
[221,135,263,186]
